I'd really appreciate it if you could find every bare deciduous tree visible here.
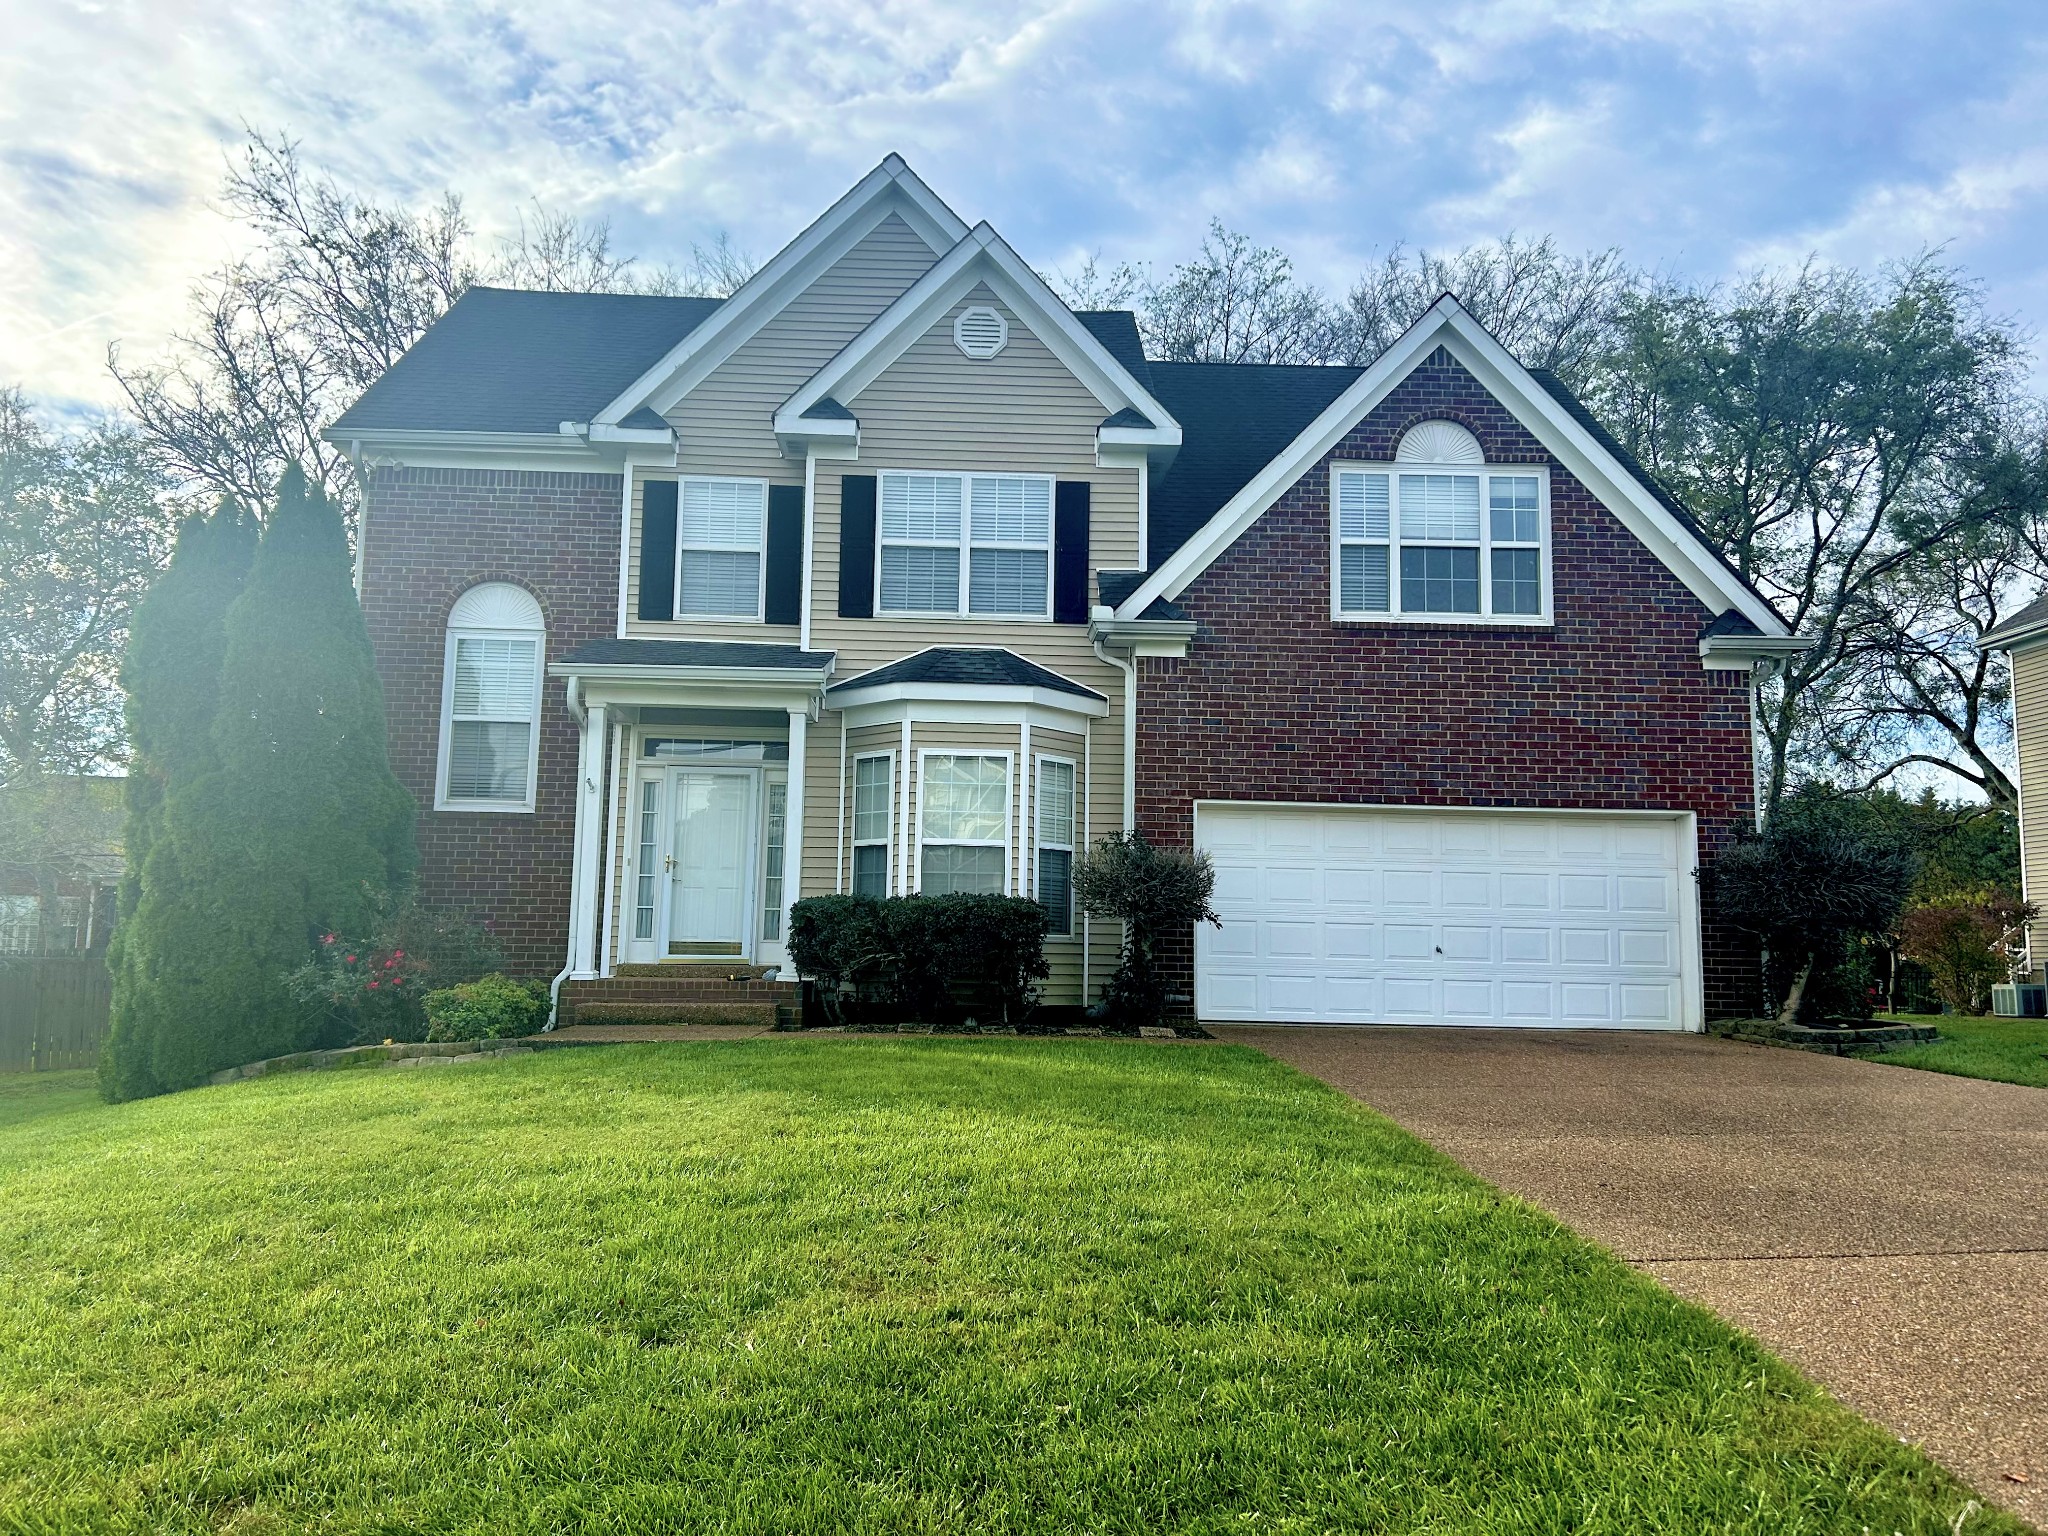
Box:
[113,130,756,529]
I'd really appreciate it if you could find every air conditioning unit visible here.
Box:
[1992,984,2048,1018]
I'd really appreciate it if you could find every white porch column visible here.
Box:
[567,699,608,979]
[782,706,808,942]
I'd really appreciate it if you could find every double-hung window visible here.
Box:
[439,583,545,812]
[851,754,893,897]
[879,471,1052,618]
[918,752,1009,894]
[677,477,766,619]
[1333,464,1549,623]
[1034,757,1075,935]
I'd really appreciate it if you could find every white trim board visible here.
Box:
[774,223,1181,445]
[1115,295,1787,638]
[595,156,969,427]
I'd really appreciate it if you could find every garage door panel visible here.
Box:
[1196,806,1693,1031]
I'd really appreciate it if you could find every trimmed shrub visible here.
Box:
[789,893,1049,1029]
[1072,832,1219,1030]
[424,973,549,1042]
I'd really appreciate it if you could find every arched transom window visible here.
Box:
[437,583,545,812]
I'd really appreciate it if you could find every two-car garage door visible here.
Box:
[1196,805,1699,1030]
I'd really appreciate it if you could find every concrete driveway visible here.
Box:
[1217,1026,2048,1527]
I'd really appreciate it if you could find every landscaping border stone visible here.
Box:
[1709,1017,1940,1055]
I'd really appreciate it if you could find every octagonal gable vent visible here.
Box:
[953,304,1009,359]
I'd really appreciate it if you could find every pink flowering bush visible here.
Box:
[285,892,502,1044]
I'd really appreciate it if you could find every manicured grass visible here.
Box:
[0,1041,2013,1534]
[1860,1013,2048,1088]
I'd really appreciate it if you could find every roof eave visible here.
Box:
[1698,632,1813,670]
[824,679,1111,716]
[1980,616,2048,653]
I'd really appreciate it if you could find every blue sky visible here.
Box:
[5,0,2048,414]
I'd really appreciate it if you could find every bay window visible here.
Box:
[879,471,1052,618]
[918,752,1010,894]
[1333,464,1549,623]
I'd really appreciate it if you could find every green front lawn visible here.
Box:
[1860,1012,2048,1088]
[0,1041,2010,1534]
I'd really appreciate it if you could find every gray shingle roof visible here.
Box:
[803,396,856,421]
[1143,361,1364,568]
[1095,570,1189,621]
[619,407,672,432]
[1982,590,2048,647]
[331,287,722,436]
[556,639,832,671]
[1075,311,1151,391]
[829,647,1104,700]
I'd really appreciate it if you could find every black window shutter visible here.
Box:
[1054,481,1091,623]
[765,484,804,625]
[638,480,678,620]
[839,475,877,619]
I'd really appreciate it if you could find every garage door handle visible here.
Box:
[1435,945,1442,954]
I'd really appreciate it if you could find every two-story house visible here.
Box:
[327,157,1797,1030]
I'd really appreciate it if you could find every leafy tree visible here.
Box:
[1594,260,2023,812]
[1073,832,1220,1029]
[0,387,178,788]
[100,498,257,1100]
[102,468,416,1098]
[1709,787,1917,1025]
[1899,890,2034,1015]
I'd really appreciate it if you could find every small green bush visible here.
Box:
[1073,831,1219,1029]
[423,973,549,1042]
[789,893,1048,1028]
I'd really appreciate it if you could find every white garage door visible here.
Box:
[1196,805,1697,1030]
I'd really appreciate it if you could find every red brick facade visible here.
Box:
[360,466,621,977]
[1134,347,1762,1020]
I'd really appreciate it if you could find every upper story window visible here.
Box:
[879,471,1052,619]
[678,477,767,620]
[1331,422,1550,625]
[438,583,544,812]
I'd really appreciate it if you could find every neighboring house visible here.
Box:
[1980,599,2048,976]
[326,157,1798,1030]
[0,775,122,956]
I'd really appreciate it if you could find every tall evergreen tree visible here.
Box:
[101,500,257,1101]
[102,468,415,1099]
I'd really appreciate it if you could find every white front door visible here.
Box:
[669,770,756,957]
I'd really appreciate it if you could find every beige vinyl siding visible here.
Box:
[623,213,939,639]
[791,715,1112,1005]
[2014,642,2048,976]
[807,285,1142,674]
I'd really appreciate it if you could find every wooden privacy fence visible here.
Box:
[0,954,111,1071]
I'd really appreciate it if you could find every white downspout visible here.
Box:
[1092,630,1138,834]
[548,676,588,1028]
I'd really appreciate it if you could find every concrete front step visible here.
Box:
[558,972,800,1029]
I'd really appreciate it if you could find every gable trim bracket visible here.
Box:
[1112,294,1790,639]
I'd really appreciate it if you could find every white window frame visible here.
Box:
[435,625,544,813]
[915,749,1014,894]
[1034,753,1078,938]
[674,475,769,624]
[1328,461,1552,627]
[850,751,895,897]
[876,470,1055,622]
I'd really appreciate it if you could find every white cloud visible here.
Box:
[4,0,2047,413]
